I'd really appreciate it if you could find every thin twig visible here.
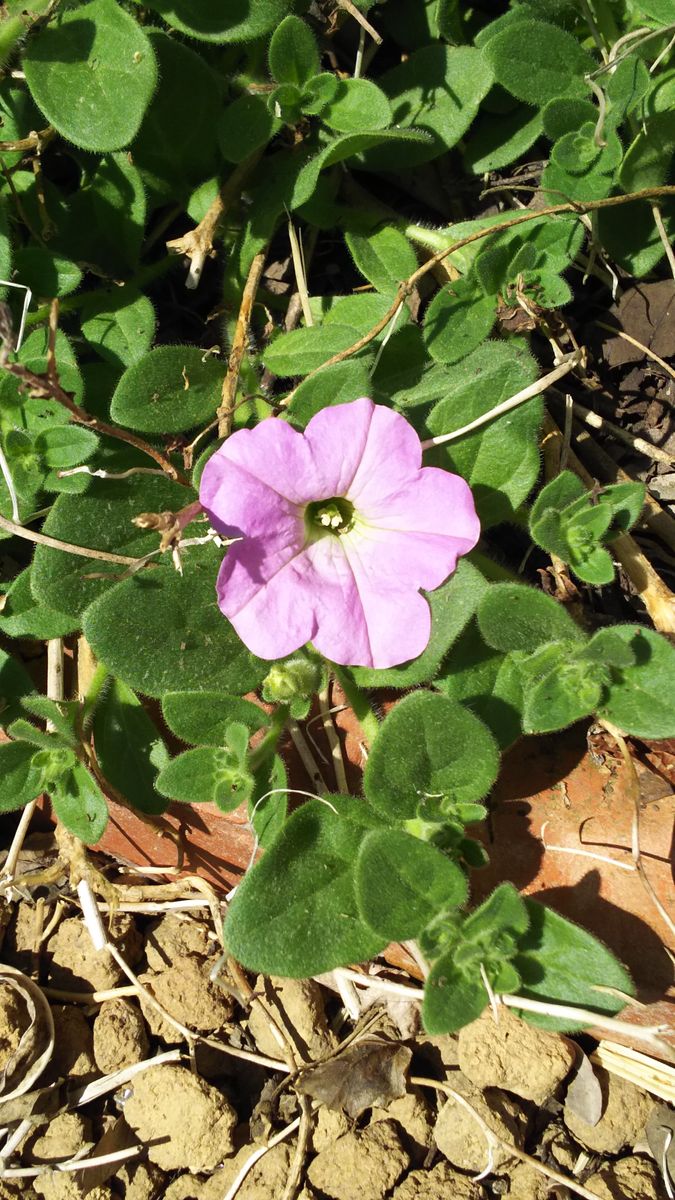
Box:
[0,126,54,154]
[217,247,269,437]
[571,398,675,467]
[167,152,263,288]
[287,218,313,328]
[411,1077,600,1199]
[318,683,348,793]
[0,512,145,564]
[222,1117,302,1200]
[0,442,19,522]
[420,352,583,450]
[283,187,675,403]
[287,720,330,794]
[0,358,188,484]
[336,0,382,44]
[595,319,675,388]
[651,203,675,284]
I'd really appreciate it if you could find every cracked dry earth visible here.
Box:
[0,835,672,1200]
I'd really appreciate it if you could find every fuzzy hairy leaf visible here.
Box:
[345,223,417,293]
[24,0,157,152]
[269,15,319,87]
[30,476,191,620]
[323,79,392,133]
[364,692,499,821]
[484,19,595,106]
[425,342,541,527]
[477,583,585,653]
[93,679,170,815]
[143,0,291,43]
[0,649,36,729]
[0,741,44,812]
[162,692,267,746]
[111,346,224,434]
[355,829,468,941]
[423,276,497,366]
[0,570,76,641]
[597,626,675,739]
[225,799,387,976]
[51,763,108,845]
[82,547,266,699]
[81,288,155,369]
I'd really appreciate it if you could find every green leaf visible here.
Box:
[224,799,387,976]
[619,111,675,193]
[423,954,490,1033]
[423,276,496,366]
[250,753,287,849]
[378,45,494,163]
[483,19,595,107]
[364,692,499,822]
[597,200,675,276]
[542,98,597,140]
[323,79,392,133]
[301,73,339,117]
[345,223,417,293]
[424,341,541,528]
[82,546,266,699]
[132,30,221,199]
[162,691,267,746]
[464,103,544,175]
[262,324,360,378]
[269,15,319,87]
[34,426,98,471]
[605,56,650,129]
[93,679,170,815]
[13,246,82,301]
[597,626,675,739]
[23,0,157,152]
[291,130,432,209]
[435,619,525,751]
[464,882,530,943]
[0,741,44,812]
[0,649,35,730]
[81,288,155,368]
[355,829,468,941]
[521,658,604,734]
[21,695,79,747]
[156,744,254,811]
[351,557,488,688]
[477,583,585,653]
[143,0,290,42]
[110,346,224,434]
[55,152,147,276]
[30,475,192,620]
[513,901,633,1031]
[0,569,77,640]
[51,762,108,845]
[286,359,373,427]
[218,93,280,164]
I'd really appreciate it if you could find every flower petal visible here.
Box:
[345,402,424,508]
[203,417,324,506]
[303,396,377,496]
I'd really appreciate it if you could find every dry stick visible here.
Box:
[0,126,54,154]
[652,203,675,284]
[420,351,583,450]
[411,1076,601,1200]
[571,398,675,467]
[0,358,188,484]
[287,719,331,794]
[318,683,349,794]
[0,512,143,565]
[599,718,675,945]
[336,0,382,43]
[541,413,675,634]
[595,320,675,388]
[287,217,313,328]
[167,151,263,289]
[217,247,269,437]
[222,1117,302,1200]
[284,186,675,403]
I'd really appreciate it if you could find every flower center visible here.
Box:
[305,496,355,537]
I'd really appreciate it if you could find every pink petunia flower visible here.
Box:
[199,398,479,669]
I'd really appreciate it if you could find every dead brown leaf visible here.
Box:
[295,1039,412,1119]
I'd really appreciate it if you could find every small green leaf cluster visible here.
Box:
[530,471,646,585]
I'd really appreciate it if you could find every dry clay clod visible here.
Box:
[138,956,234,1042]
[122,1063,237,1172]
[391,1161,485,1199]
[457,1008,576,1104]
[586,1153,670,1199]
[433,1073,525,1174]
[307,1119,411,1200]
[93,999,149,1074]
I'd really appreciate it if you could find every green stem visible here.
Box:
[331,665,380,747]
[248,703,290,772]
[79,663,110,734]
